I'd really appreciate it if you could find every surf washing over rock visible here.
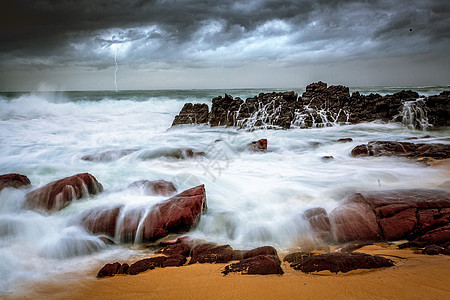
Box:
[0,83,449,294]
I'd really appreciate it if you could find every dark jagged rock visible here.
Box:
[283,252,315,264]
[172,103,209,126]
[248,139,268,152]
[171,82,449,130]
[189,243,240,264]
[222,255,284,275]
[25,173,103,212]
[304,207,332,241]
[330,189,450,245]
[209,94,244,127]
[157,243,191,257]
[97,262,121,278]
[117,263,129,274]
[0,173,31,191]
[128,180,177,196]
[293,252,394,273]
[128,256,168,275]
[163,254,187,267]
[80,185,207,243]
[422,245,450,255]
[426,91,450,127]
[81,149,137,162]
[351,141,450,160]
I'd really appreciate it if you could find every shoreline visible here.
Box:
[5,244,450,300]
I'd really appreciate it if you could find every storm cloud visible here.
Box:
[0,0,449,90]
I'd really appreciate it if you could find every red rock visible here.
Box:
[79,185,207,243]
[222,255,284,275]
[0,173,31,191]
[141,184,207,242]
[80,205,122,237]
[422,245,450,255]
[414,224,450,245]
[330,189,450,243]
[248,139,268,152]
[351,141,450,159]
[128,256,167,275]
[158,236,192,246]
[128,180,177,196]
[117,263,129,274]
[304,207,331,241]
[162,255,187,267]
[97,262,120,278]
[157,243,190,257]
[189,243,238,264]
[283,252,315,264]
[243,246,278,260]
[379,208,417,241]
[292,252,394,274]
[25,173,103,211]
[330,194,381,243]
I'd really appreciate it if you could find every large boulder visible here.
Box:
[292,252,394,274]
[80,185,207,243]
[351,141,450,159]
[426,91,450,127]
[330,189,450,244]
[25,173,103,211]
[0,173,31,191]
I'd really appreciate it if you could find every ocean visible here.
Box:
[0,86,449,294]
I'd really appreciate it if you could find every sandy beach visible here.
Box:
[5,243,450,300]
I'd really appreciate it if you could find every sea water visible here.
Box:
[0,87,449,294]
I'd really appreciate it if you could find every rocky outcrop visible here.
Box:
[0,173,31,191]
[172,103,209,126]
[351,141,450,160]
[329,189,450,245]
[171,82,449,129]
[25,173,103,212]
[80,185,207,243]
[292,252,394,274]
[128,180,177,196]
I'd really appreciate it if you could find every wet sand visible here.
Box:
[6,244,450,300]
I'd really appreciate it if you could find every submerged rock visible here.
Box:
[0,173,31,191]
[248,139,268,152]
[351,141,450,159]
[292,252,394,274]
[304,207,332,241]
[138,147,205,160]
[128,180,177,196]
[81,149,137,162]
[25,173,103,211]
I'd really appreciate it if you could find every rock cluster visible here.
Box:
[97,241,283,277]
[171,81,450,129]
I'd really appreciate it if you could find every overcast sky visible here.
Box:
[0,0,449,91]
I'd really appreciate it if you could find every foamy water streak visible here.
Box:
[0,88,449,294]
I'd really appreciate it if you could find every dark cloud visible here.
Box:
[0,0,448,89]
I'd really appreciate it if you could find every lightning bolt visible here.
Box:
[114,47,118,92]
